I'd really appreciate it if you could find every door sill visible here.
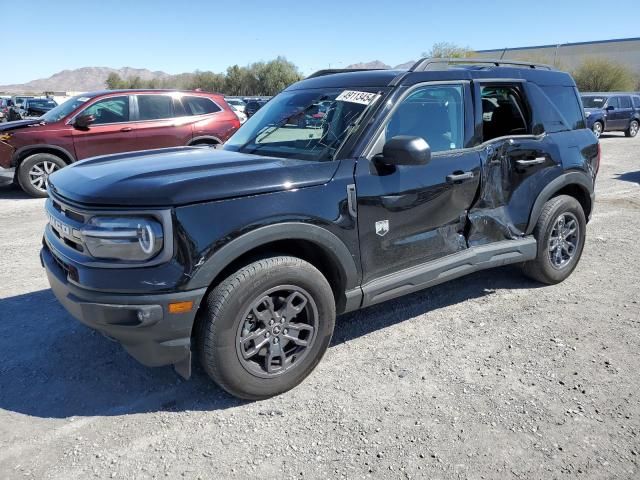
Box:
[361,237,537,307]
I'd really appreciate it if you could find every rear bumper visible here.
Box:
[41,244,207,369]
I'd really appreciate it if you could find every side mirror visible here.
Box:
[73,114,95,129]
[606,105,615,111]
[375,135,431,167]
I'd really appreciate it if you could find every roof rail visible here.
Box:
[409,57,553,72]
[306,68,387,79]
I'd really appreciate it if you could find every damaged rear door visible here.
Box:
[355,82,481,283]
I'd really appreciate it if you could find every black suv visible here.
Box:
[41,59,599,399]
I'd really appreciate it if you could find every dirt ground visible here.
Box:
[0,134,638,480]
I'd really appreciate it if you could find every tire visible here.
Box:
[592,121,603,139]
[625,119,639,138]
[18,153,67,198]
[17,153,67,198]
[521,195,587,285]
[198,256,336,400]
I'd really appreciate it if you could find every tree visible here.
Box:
[105,72,124,89]
[424,42,474,59]
[572,58,635,92]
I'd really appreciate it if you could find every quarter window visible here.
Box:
[385,84,465,153]
[633,96,640,108]
[82,96,130,124]
[137,95,174,120]
[540,86,585,130]
[182,96,221,116]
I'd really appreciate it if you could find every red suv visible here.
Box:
[0,90,240,197]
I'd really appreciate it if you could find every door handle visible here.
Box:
[446,171,474,183]
[516,157,545,166]
[120,127,133,132]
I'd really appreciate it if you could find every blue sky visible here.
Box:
[3,0,637,84]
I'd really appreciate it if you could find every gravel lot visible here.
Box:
[1,134,639,480]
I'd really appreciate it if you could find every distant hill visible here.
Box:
[0,67,170,93]
[345,60,416,70]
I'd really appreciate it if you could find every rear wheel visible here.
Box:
[521,195,586,285]
[592,121,603,138]
[625,119,639,138]
[198,256,336,400]
[17,153,66,198]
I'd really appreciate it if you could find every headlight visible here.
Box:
[585,112,591,117]
[82,216,164,261]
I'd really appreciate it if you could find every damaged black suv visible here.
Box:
[42,59,598,399]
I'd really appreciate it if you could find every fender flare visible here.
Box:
[13,144,76,167]
[525,171,594,234]
[189,222,360,292]
[188,135,222,146]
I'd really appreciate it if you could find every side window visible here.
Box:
[172,97,187,117]
[137,95,174,120]
[82,96,130,124]
[540,86,585,130]
[633,96,640,108]
[481,85,529,141]
[619,96,632,109]
[385,84,464,153]
[607,97,620,109]
[182,96,221,116]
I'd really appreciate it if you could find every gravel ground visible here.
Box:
[0,134,639,480]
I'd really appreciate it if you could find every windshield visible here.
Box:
[29,99,57,108]
[224,88,380,161]
[581,96,608,108]
[41,95,92,122]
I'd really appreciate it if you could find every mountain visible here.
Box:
[345,60,416,70]
[0,67,171,93]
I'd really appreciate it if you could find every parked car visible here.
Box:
[581,92,640,138]
[244,99,267,118]
[41,59,598,399]
[225,98,246,113]
[229,104,248,124]
[0,89,240,196]
[18,98,58,118]
[0,98,13,122]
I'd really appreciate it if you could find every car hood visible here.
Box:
[0,118,45,131]
[48,147,339,207]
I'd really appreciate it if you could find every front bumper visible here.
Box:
[41,244,207,371]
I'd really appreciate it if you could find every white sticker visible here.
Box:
[336,90,377,105]
[77,97,90,102]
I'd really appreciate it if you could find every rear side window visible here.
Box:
[480,85,530,142]
[137,95,173,120]
[619,96,632,109]
[540,86,585,130]
[633,96,640,108]
[607,97,620,108]
[182,96,221,116]
[82,96,130,124]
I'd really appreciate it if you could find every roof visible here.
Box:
[72,89,223,97]
[289,60,575,91]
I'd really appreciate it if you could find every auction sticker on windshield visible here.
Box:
[336,90,378,105]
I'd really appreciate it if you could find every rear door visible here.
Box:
[356,82,481,282]
[131,94,193,149]
[618,95,634,129]
[71,95,138,159]
[605,96,622,129]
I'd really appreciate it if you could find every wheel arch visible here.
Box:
[526,172,594,235]
[190,223,361,315]
[13,144,75,168]
[188,135,222,146]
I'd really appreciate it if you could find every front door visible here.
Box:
[72,95,138,159]
[355,83,481,284]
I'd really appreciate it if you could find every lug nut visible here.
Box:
[265,332,270,337]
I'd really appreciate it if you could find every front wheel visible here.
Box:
[625,119,639,138]
[17,153,66,198]
[592,121,603,139]
[521,195,587,285]
[198,256,336,400]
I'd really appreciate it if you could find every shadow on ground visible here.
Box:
[0,266,540,419]
[616,170,640,185]
[0,184,32,200]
